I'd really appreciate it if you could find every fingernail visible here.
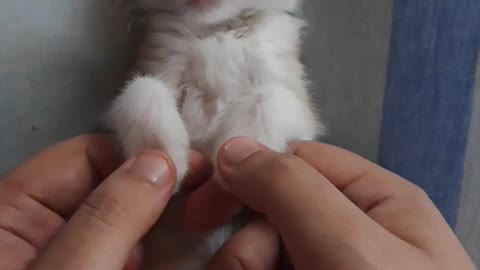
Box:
[129,153,171,184]
[222,137,262,166]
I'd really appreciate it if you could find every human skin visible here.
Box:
[0,135,271,270]
[0,135,476,270]
[0,135,204,270]
[185,137,477,270]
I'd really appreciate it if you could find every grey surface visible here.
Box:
[457,55,480,264]
[0,0,479,266]
[303,0,392,161]
[0,0,129,172]
[0,0,392,169]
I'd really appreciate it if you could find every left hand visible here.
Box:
[0,134,278,270]
[0,135,211,270]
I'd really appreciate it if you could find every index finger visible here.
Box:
[288,142,420,211]
[184,140,447,234]
[183,140,416,230]
[288,142,455,250]
[1,135,122,217]
[1,134,210,218]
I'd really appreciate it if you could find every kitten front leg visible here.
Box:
[209,83,320,187]
[106,76,189,191]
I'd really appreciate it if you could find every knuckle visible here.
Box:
[414,186,429,199]
[0,187,65,249]
[0,229,37,270]
[81,192,128,229]
[406,184,431,204]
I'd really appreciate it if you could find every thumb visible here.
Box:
[31,151,175,270]
[217,137,330,217]
[217,137,393,270]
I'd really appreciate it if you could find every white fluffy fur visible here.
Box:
[106,0,323,269]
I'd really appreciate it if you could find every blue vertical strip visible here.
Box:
[379,0,480,228]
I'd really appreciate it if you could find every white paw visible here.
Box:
[106,76,190,192]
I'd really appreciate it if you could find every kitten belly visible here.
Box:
[176,35,275,151]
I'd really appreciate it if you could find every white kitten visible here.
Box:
[106,0,323,269]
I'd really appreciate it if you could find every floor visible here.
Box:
[0,0,478,266]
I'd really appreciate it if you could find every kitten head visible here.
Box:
[136,0,300,24]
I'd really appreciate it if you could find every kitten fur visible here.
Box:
[106,0,324,269]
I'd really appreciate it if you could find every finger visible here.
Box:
[0,134,121,261]
[182,151,212,190]
[0,228,37,270]
[218,138,367,219]
[123,244,143,270]
[1,134,122,217]
[0,186,65,264]
[208,221,279,270]
[182,180,242,230]
[217,137,417,270]
[31,151,175,270]
[287,142,453,250]
[288,141,425,212]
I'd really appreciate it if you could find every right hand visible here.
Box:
[184,137,476,270]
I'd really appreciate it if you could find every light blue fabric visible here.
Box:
[379,0,480,227]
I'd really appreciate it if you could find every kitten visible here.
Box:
[106,0,323,269]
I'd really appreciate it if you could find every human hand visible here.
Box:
[183,137,476,270]
[0,135,210,270]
